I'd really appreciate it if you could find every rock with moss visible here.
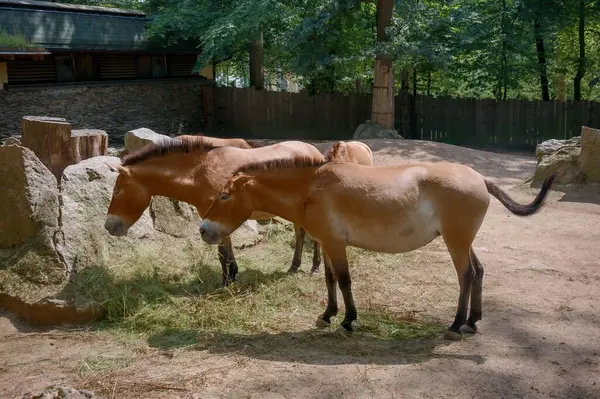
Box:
[579,126,600,183]
[535,136,580,160]
[20,385,100,399]
[0,145,66,303]
[57,156,156,271]
[150,195,201,238]
[530,145,583,188]
[124,127,173,154]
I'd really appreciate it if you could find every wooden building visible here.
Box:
[0,0,211,88]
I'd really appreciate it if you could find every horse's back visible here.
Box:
[177,135,251,149]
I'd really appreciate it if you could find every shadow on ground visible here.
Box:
[146,326,485,367]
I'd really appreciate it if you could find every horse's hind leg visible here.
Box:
[288,224,306,274]
[443,240,475,340]
[462,248,484,334]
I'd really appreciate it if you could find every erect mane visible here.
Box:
[324,141,345,161]
[233,156,329,175]
[121,136,222,166]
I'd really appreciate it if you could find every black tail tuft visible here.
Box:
[485,173,557,216]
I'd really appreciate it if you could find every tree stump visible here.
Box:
[71,129,108,163]
[21,116,108,180]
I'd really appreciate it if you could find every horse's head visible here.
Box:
[199,173,255,244]
[104,163,151,237]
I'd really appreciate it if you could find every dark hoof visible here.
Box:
[444,328,463,341]
[460,324,477,334]
[315,318,330,329]
[310,264,320,274]
[287,266,299,275]
[340,321,354,332]
[335,326,352,335]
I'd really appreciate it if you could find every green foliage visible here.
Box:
[143,0,600,100]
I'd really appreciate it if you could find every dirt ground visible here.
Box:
[2,138,600,399]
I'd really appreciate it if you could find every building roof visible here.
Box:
[0,0,145,17]
[0,0,201,53]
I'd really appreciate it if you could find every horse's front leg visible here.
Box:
[218,235,239,286]
[315,251,338,328]
[311,240,322,274]
[288,224,306,274]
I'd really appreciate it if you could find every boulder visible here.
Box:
[535,136,580,160]
[124,127,173,153]
[2,136,21,146]
[579,126,600,182]
[530,145,583,188]
[353,120,403,139]
[0,146,66,304]
[150,196,201,238]
[57,156,155,271]
[20,385,100,399]
[230,220,262,249]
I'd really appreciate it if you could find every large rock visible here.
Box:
[124,127,173,153]
[230,220,262,249]
[0,146,66,303]
[353,120,403,139]
[20,385,100,399]
[579,126,600,183]
[530,145,583,188]
[535,136,580,160]
[2,135,21,146]
[150,196,201,238]
[57,156,155,271]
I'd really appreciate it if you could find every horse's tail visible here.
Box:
[484,174,556,216]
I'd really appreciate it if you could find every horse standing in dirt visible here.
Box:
[198,156,556,339]
[103,137,325,285]
[290,140,375,274]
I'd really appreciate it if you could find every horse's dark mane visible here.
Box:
[121,136,224,166]
[233,156,329,175]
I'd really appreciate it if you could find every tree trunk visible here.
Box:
[412,68,417,97]
[534,19,550,101]
[426,71,431,96]
[249,29,264,90]
[556,73,566,101]
[574,0,585,101]
[371,0,395,129]
[71,129,108,163]
[21,116,107,180]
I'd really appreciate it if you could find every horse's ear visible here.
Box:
[232,173,254,189]
[105,162,130,176]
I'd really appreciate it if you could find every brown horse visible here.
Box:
[103,137,325,285]
[198,156,556,339]
[176,135,253,149]
[291,140,376,275]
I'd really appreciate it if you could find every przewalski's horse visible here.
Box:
[176,135,253,149]
[103,137,325,286]
[198,157,557,340]
[324,140,374,166]
[288,140,375,275]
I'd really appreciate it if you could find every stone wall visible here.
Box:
[0,79,209,144]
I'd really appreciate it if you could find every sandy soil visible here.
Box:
[2,138,600,399]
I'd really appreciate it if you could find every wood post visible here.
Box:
[21,116,108,180]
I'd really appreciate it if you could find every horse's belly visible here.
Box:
[344,201,440,254]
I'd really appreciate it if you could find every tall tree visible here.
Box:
[534,19,550,101]
[371,0,395,129]
[574,0,586,100]
[249,29,265,89]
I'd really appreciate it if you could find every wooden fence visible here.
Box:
[202,87,600,150]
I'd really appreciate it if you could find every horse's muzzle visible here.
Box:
[104,214,129,237]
